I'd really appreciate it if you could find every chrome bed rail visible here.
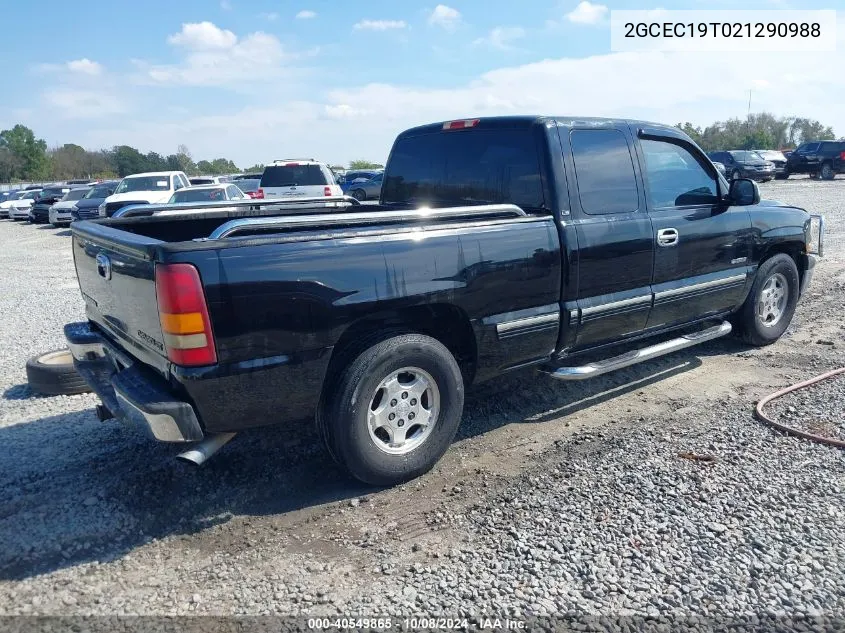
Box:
[207,204,529,239]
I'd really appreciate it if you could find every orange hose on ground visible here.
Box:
[755,367,845,448]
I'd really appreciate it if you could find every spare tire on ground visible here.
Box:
[26,348,91,396]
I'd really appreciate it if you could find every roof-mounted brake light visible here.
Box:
[443,119,480,131]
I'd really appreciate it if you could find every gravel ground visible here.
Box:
[0,176,843,622]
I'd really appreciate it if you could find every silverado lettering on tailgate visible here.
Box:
[137,330,165,352]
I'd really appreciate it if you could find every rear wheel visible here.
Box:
[820,162,834,180]
[317,333,464,486]
[734,254,800,346]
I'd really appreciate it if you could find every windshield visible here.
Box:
[84,184,115,199]
[382,128,545,210]
[233,179,260,192]
[169,188,227,203]
[729,151,760,161]
[796,143,821,153]
[115,176,171,194]
[40,188,67,198]
[22,192,39,199]
[260,165,329,187]
[63,188,90,202]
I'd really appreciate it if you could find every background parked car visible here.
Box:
[786,140,845,180]
[232,178,261,198]
[707,150,775,182]
[49,187,91,227]
[99,171,190,217]
[0,189,21,205]
[70,181,119,221]
[712,161,727,178]
[168,184,247,203]
[8,190,41,220]
[256,160,341,200]
[346,172,383,201]
[753,149,789,179]
[189,176,224,185]
[0,190,26,218]
[339,170,380,191]
[29,185,72,223]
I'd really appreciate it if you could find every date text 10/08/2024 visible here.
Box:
[306,617,527,630]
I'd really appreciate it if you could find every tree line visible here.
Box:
[676,113,838,152]
[0,124,386,183]
[8,112,830,182]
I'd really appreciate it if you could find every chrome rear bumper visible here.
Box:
[64,321,204,442]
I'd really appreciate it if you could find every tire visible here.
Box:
[351,189,366,201]
[775,172,789,180]
[731,170,742,181]
[734,254,800,347]
[820,163,834,181]
[26,348,92,396]
[317,333,464,486]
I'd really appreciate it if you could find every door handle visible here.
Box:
[657,228,679,246]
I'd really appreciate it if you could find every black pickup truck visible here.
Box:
[64,116,824,485]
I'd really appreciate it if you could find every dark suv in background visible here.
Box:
[69,181,119,221]
[707,151,775,182]
[29,185,71,223]
[785,140,845,180]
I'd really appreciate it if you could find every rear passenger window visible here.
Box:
[641,139,718,208]
[570,129,639,215]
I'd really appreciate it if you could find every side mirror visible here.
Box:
[728,178,760,206]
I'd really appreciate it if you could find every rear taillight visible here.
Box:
[155,263,217,367]
[324,186,332,196]
[443,118,480,130]
[254,188,265,199]
[840,151,845,161]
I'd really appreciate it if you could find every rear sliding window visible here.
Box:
[381,129,545,210]
[260,165,329,187]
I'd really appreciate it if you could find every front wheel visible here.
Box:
[731,170,742,181]
[734,254,800,346]
[351,188,366,201]
[317,333,464,486]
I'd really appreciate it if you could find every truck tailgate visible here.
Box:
[72,222,170,374]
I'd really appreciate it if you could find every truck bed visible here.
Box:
[70,198,560,433]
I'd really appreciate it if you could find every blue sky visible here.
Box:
[1,0,843,166]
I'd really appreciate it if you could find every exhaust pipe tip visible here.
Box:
[176,432,237,467]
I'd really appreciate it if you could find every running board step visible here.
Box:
[542,321,732,381]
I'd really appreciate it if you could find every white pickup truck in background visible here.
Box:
[98,171,190,217]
